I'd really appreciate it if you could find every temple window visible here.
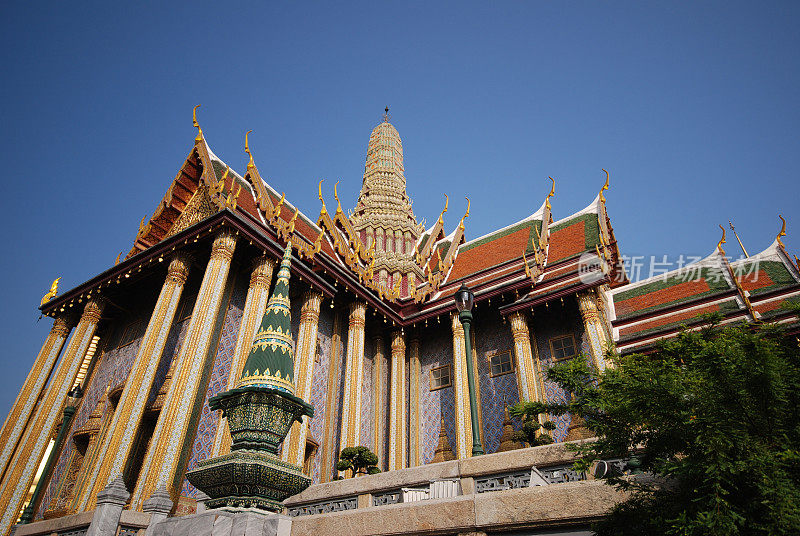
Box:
[430,364,452,390]
[489,352,513,377]
[549,335,577,362]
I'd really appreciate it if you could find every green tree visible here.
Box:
[513,316,800,536]
[336,446,381,478]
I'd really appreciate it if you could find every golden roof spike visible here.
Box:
[546,177,555,210]
[271,192,285,221]
[318,179,327,215]
[245,130,255,170]
[458,197,471,231]
[192,104,203,144]
[437,194,449,226]
[114,252,122,265]
[777,214,787,249]
[334,180,343,215]
[717,224,727,256]
[728,220,749,257]
[599,169,610,203]
[41,277,61,306]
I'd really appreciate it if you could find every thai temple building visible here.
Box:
[1,107,799,535]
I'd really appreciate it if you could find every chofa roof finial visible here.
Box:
[546,177,555,211]
[192,104,203,143]
[245,130,255,170]
[777,214,787,249]
[599,169,610,203]
[717,224,727,256]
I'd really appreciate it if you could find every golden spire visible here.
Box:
[318,179,327,215]
[41,277,61,306]
[545,177,555,210]
[599,169,610,204]
[728,220,749,257]
[245,130,255,171]
[458,197,470,231]
[334,180,343,215]
[717,224,727,256]
[383,106,390,123]
[777,214,787,249]
[192,104,203,144]
[437,194,449,226]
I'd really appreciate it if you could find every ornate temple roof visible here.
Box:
[604,229,800,354]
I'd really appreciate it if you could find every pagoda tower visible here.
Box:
[350,109,425,292]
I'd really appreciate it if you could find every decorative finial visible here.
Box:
[334,180,343,215]
[546,177,555,211]
[41,277,61,306]
[318,179,327,214]
[245,130,255,170]
[437,194,449,226]
[383,106,390,122]
[728,220,749,257]
[717,224,727,255]
[192,104,203,143]
[777,214,787,249]
[599,169,610,203]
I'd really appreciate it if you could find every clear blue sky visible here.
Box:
[1,1,798,417]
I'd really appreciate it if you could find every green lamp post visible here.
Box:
[454,283,484,456]
[19,385,82,524]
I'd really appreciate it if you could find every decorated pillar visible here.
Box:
[408,337,421,467]
[129,229,237,508]
[450,313,472,459]
[282,290,323,467]
[339,301,367,451]
[577,289,613,371]
[211,254,276,457]
[388,329,406,470]
[372,334,387,470]
[77,253,191,510]
[0,314,72,483]
[0,298,105,534]
[508,311,545,403]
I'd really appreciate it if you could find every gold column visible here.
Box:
[388,330,406,470]
[408,337,421,467]
[372,334,386,470]
[508,311,545,403]
[0,298,104,534]
[282,290,323,467]
[0,314,72,482]
[211,254,276,457]
[75,253,191,510]
[577,290,613,371]
[450,313,471,459]
[340,301,367,451]
[129,229,237,508]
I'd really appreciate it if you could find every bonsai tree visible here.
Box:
[336,446,381,478]
[508,403,556,446]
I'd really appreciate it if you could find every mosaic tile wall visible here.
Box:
[179,274,246,498]
[378,332,390,470]
[531,300,589,442]
[308,306,334,483]
[417,324,455,465]
[472,310,520,454]
[359,334,375,450]
[305,306,333,482]
[328,315,347,477]
[39,307,149,517]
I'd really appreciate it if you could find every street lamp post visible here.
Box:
[454,283,484,456]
